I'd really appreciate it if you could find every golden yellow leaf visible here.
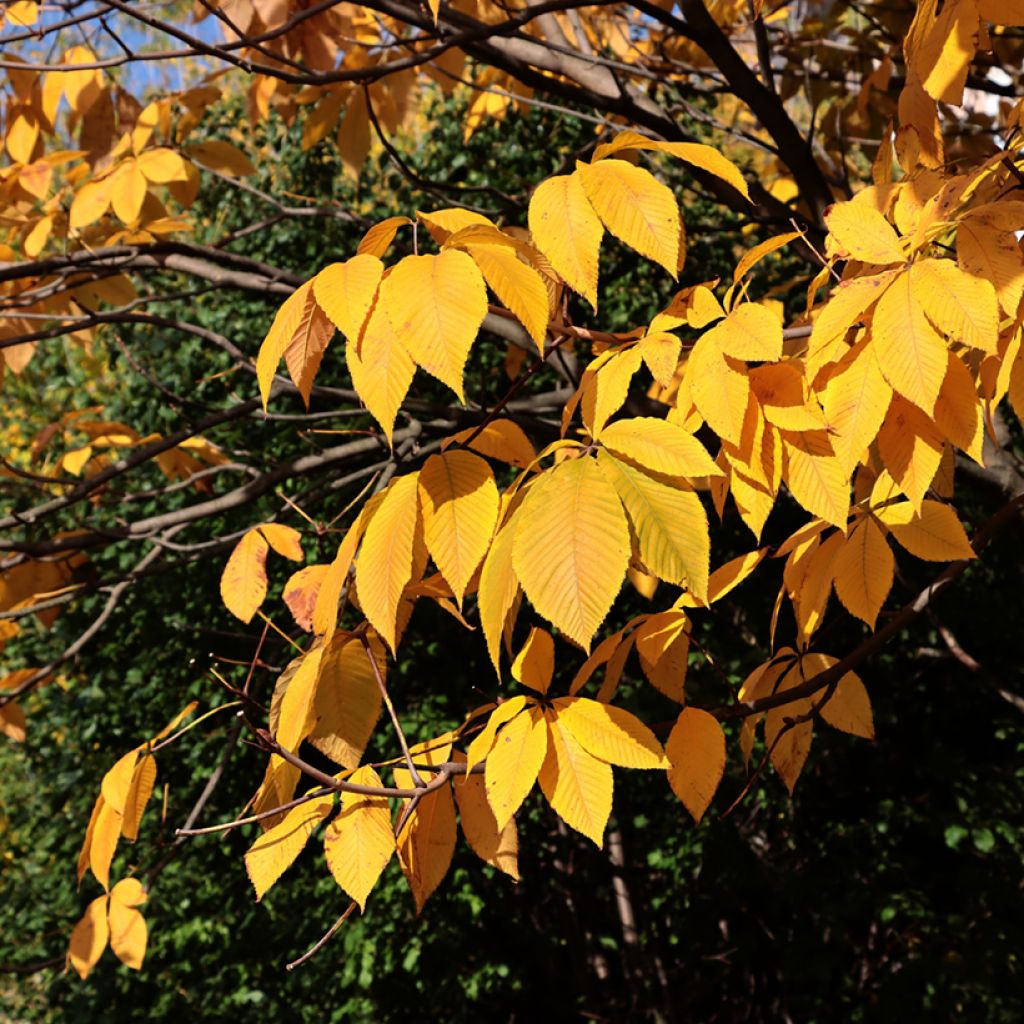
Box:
[634,611,690,702]
[638,330,682,387]
[107,898,147,971]
[338,88,370,179]
[283,565,329,631]
[356,216,412,258]
[443,420,536,469]
[69,177,113,230]
[688,334,750,446]
[312,500,377,639]
[704,303,783,362]
[511,626,554,694]
[528,172,603,308]
[591,131,749,200]
[538,709,613,846]
[512,457,630,650]
[832,517,894,628]
[477,519,520,676]
[68,895,109,980]
[355,473,421,652]
[666,707,726,824]
[872,266,948,413]
[418,451,499,605]
[553,696,666,769]
[576,158,680,275]
[244,794,334,902]
[913,258,999,353]
[876,396,945,511]
[822,338,892,472]
[258,523,303,561]
[219,529,269,624]
[764,666,813,794]
[313,254,383,343]
[916,0,979,104]
[802,655,875,739]
[452,754,519,880]
[597,416,720,479]
[256,282,327,408]
[580,345,645,436]
[110,160,148,224]
[136,147,190,183]
[90,797,122,891]
[380,250,487,401]
[309,634,383,769]
[187,139,256,176]
[465,241,550,346]
[397,781,457,913]
[957,221,1024,317]
[977,0,1024,22]
[324,766,395,910]
[121,754,157,841]
[824,201,905,264]
[484,704,547,829]
[598,451,710,601]
[101,748,140,816]
[466,695,529,773]
[781,431,850,528]
[275,646,324,753]
[935,353,983,462]
[876,499,976,561]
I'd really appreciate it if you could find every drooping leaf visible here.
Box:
[484,704,547,829]
[666,707,726,824]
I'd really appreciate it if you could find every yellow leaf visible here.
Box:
[397,780,457,913]
[538,709,613,846]
[781,431,851,528]
[580,345,645,436]
[0,702,27,742]
[69,177,113,230]
[466,695,529,773]
[822,338,892,472]
[704,303,783,362]
[312,501,376,638]
[639,330,682,387]
[512,457,630,650]
[872,266,948,413]
[591,131,749,200]
[258,523,303,561]
[380,250,487,401]
[419,208,492,244]
[219,529,269,624]
[313,254,383,342]
[511,626,554,694]
[957,220,1024,317]
[634,611,690,702]
[477,518,520,676]
[977,0,1024,22]
[107,897,147,971]
[553,696,666,769]
[913,258,999,353]
[346,298,416,445]
[275,646,324,753]
[309,633,383,769]
[465,241,550,346]
[187,139,256,176]
[576,159,680,275]
[256,282,329,408]
[803,655,875,739]
[807,272,896,375]
[443,420,536,469]
[356,216,412,259]
[283,565,329,632]
[121,754,157,841]
[452,754,519,880]
[832,518,894,628]
[136,147,190,183]
[597,416,720,479]
[338,88,370,179]
[876,396,945,511]
[90,798,122,891]
[355,473,421,651]
[528,172,603,308]
[598,451,710,601]
[935,352,983,462]
[484,704,547,829]
[110,160,148,224]
[916,0,979,104]
[666,707,726,823]
[764,665,813,794]
[733,230,802,284]
[101,748,140,816]
[324,766,395,910]
[244,795,334,902]
[418,451,499,605]
[876,499,975,561]
[67,895,109,980]
[824,202,905,264]
[688,334,750,445]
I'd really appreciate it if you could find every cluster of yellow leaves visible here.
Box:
[69,704,196,977]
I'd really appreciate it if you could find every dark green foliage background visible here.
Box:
[2,92,1022,1023]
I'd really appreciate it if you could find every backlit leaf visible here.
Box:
[553,697,667,769]
[666,707,726,823]
[484,704,547,829]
